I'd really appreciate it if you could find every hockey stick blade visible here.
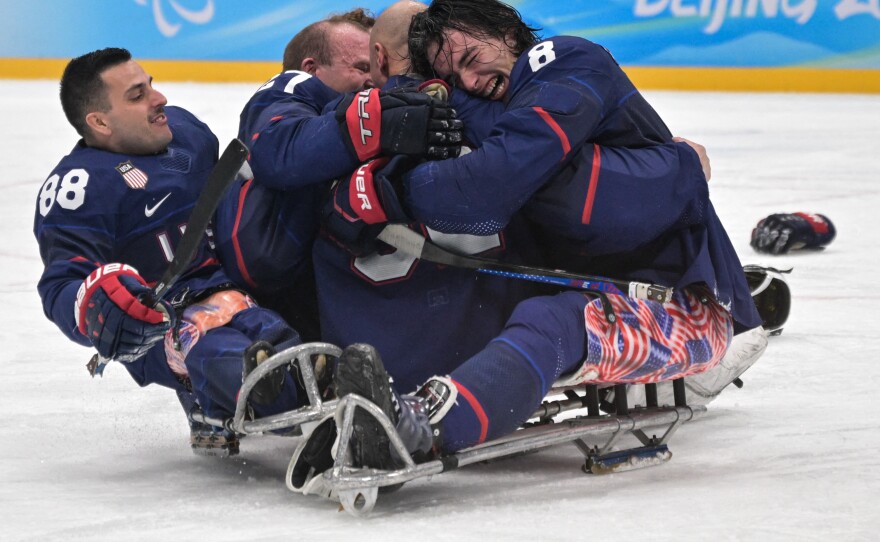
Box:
[146,138,250,305]
[376,224,673,303]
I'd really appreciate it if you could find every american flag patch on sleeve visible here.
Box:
[116,161,149,189]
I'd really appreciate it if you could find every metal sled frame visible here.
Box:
[325,386,706,516]
[191,343,706,516]
[191,342,343,434]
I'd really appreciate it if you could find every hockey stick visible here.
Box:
[87,139,249,377]
[145,138,249,305]
[376,224,673,303]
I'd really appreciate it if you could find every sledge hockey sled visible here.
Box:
[191,342,707,517]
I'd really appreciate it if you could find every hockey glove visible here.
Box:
[323,156,414,256]
[418,78,451,102]
[336,87,463,162]
[750,212,836,254]
[75,263,172,362]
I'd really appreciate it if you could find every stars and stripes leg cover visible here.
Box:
[556,287,734,387]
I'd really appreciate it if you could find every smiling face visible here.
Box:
[427,28,517,101]
[87,60,172,155]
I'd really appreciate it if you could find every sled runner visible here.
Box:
[191,342,708,517]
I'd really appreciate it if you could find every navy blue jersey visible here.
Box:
[404,36,672,231]
[401,36,760,331]
[215,72,346,296]
[240,71,356,189]
[526,143,761,331]
[35,106,227,348]
[313,78,541,392]
[313,221,541,392]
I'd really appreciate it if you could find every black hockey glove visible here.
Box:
[750,212,836,254]
[323,155,414,256]
[336,88,463,162]
[75,263,173,362]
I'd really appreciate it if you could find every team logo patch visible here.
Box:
[116,161,149,189]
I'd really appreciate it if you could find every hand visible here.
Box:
[750,213,836,254]
[322,156,413,255]
[337,88,463,162]
[673,136,711,181]
[75,263,172,362]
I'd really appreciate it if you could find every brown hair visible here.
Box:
[282,8,376,71]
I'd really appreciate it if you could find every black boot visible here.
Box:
[289,346,453,494]
[333,343,400,471]
[242,340,284,406]
[334,344,452,467]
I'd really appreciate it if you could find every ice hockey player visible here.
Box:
[290,0,766,489]
[314,0,730,395]
[34,48,308,456]
[213,8,463,340]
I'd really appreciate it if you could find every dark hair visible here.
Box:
[408,0,540,78]
[282,8,375,71]
[59,47,132,137]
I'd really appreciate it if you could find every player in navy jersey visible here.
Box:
[34,48,309,455]
[214,9,463,341]
[291,0,765,483]
[403,0,759,326]
[312,2,723,394]
[213,10,375,341]
[310,1,540,393]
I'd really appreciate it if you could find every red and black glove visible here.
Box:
[750,212,836,254]
[323,156,413,255]
[74,263,172,362]
[336,88,463,162]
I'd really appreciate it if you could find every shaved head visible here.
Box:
[370,1,427,86]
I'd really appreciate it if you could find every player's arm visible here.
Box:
[402,77,607,233]
[448,89,505,146]
[242,74,359,190]
[35,173,170,360]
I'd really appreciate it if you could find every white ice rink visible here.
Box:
[2,80,879,540]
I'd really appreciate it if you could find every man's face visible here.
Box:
[96,60,172,155]
[315,24,373,93]
[428,28,517,101]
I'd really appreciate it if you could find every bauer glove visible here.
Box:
[750,212,836,254]
[323,155,413,256]
[75,263,172,362]
[336,87,463,162]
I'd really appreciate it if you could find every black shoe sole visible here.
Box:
[334,344,399,471]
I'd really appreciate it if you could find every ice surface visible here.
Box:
[2,80,879,540]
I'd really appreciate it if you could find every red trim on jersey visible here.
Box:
[231,179,258,289]
[581,144,601,224]
[450,377,489,444]
[533,106,571,160]
[193,257,219,270]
